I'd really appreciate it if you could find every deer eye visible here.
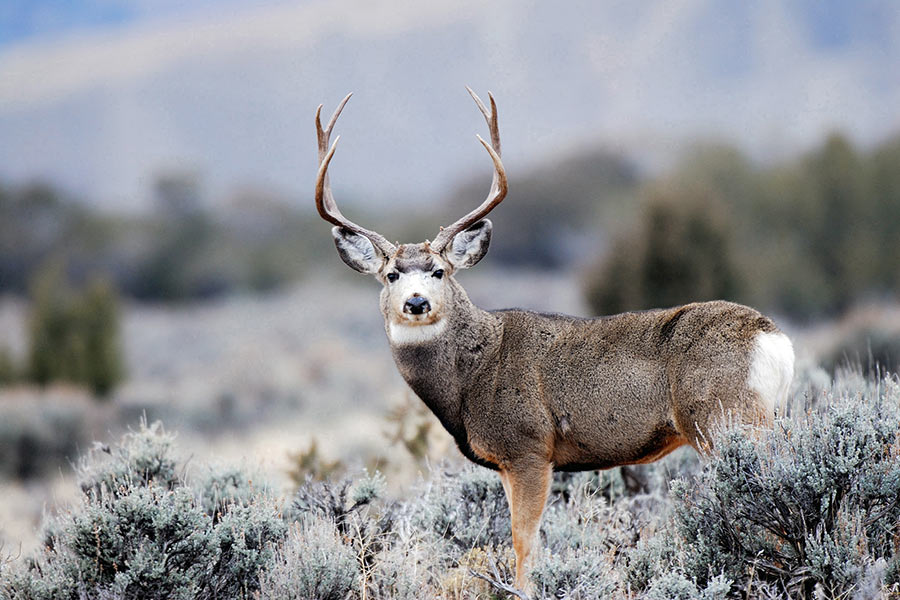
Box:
[386,272,399,283]
[432,269,444,280]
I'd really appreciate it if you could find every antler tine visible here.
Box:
[317,93,352,162]
[314,94,396,257]
[466,86,501,155]
[431,88,508,253]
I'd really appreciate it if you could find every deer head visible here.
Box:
[315,88,507,340]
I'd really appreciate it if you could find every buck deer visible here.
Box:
[314,88,795,593]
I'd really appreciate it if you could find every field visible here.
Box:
[2,270,900,599]
[3,3,899,598]
[0,269,584,556]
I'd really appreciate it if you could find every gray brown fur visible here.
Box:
[342,238,789,593]
[382,244,777,474]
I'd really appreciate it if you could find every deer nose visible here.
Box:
[404,295,431,315]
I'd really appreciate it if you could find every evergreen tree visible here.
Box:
[26,262,125,397]
[586,188,738,315]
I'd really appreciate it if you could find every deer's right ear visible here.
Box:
[332,227,385,274]
[444,219,492,270]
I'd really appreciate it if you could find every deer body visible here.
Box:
[390,295,788,473]
[313,90,794,594]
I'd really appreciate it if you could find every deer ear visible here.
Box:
[444,219,492,270]
[332,227,385,274]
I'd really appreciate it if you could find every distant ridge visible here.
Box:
[0,0,898,212]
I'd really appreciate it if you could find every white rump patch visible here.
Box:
[388,319,448,346]
[748,331,795,420]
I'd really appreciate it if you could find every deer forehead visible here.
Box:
[387,244,447,273]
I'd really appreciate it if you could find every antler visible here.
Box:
[315,94,397,257]
[431,87,508,253]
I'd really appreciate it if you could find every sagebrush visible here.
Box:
[3,371,900,599]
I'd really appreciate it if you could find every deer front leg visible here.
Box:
[501,458,553,593]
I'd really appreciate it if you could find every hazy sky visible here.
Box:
[0,0,275,47]
[1,0,898,212]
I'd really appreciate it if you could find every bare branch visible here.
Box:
[467,568,531,600]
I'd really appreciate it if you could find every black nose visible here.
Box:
[404,296,431,315]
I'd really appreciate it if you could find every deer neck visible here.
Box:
[385,281,502,440]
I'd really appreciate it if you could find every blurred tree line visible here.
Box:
[0,172,333,302]
[446,148,639,268]
[448,132,900,322]
[601,132,900,320]
[0,172,339,395]
[27,263,124,396]
[2,131,900,324]
[0,262,124,397]
[0,129,898,399]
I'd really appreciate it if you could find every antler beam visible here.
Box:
[431,87,508,253]
[315,94,396,258]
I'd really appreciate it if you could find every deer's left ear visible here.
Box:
[443,219,492,270]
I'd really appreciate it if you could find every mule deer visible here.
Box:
[314,89,794,593]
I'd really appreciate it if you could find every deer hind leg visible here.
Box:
[501,459,553,593]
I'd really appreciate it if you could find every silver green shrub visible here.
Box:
[257,516,358,600]
[78,421,180,497]
[627,375,900,599]
[532,476,632,598]
[197,465,262,519]
[1,420,286,600]
[365,532,441,600]
[200,495,286,598]
[643,572,732,600]
[529,547,618,599]
[5,371,900,600]
[289,471,386,535]
[409,465,511,556]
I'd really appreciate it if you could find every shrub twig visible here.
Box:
[467,551,530,600]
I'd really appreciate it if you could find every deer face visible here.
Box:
[331,220,492,340]
[379,244,450,326]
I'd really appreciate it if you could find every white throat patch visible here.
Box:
[388,319,448,345]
